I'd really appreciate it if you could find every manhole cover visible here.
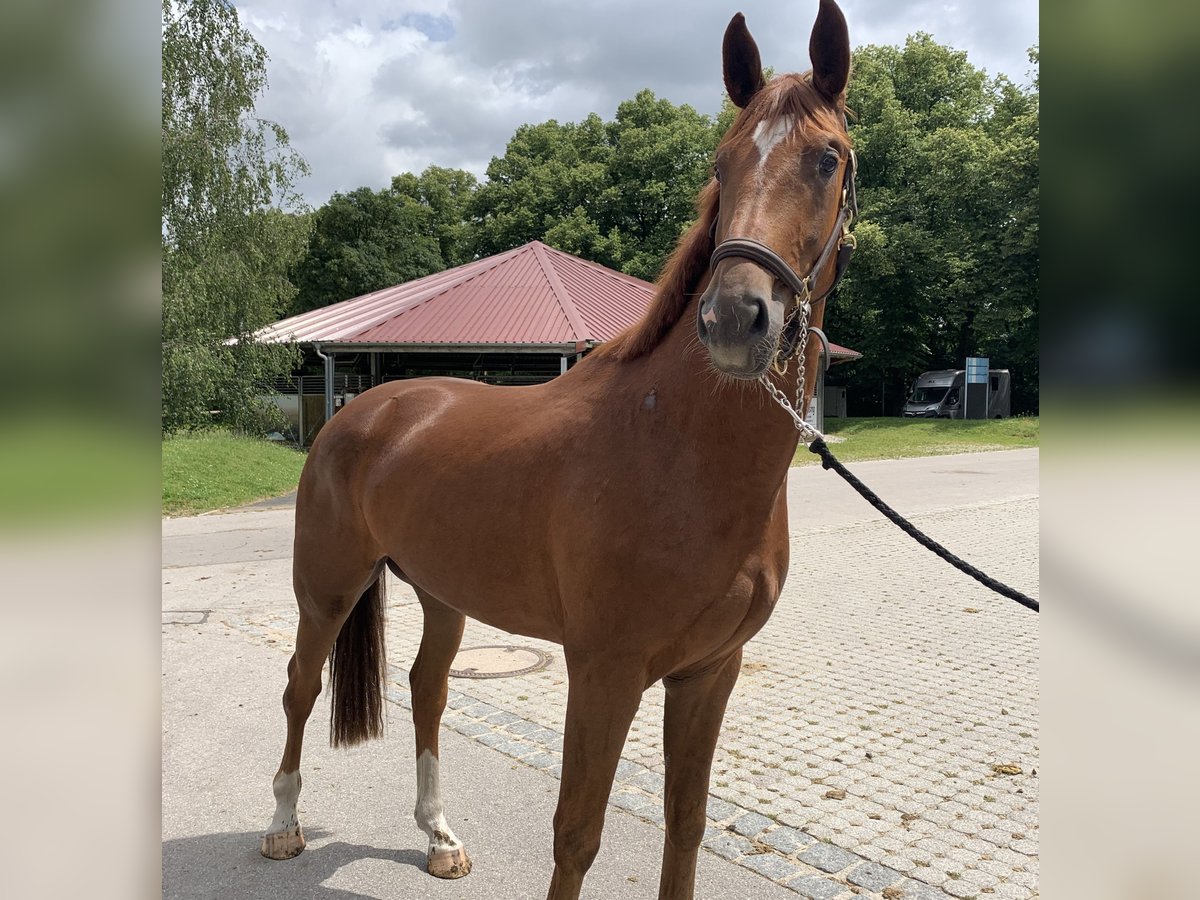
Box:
[162,610,210,625]
[449,645,551,679]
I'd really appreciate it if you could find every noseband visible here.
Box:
[709,148,858,365]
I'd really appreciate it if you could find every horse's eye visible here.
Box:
[713,165,722,183]
[819,151,839,176]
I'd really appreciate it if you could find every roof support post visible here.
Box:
[313,343,335,423]
[297,375,305,447]
[808,327,831,433]
[370,351,381,387]
[560,356,568,375]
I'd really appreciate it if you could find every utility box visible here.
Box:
[823,385,848,419]
[964,357,989,419]
[805,390,823,433]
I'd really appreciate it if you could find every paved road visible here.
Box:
[163,449,1039,900]
[786,449,1038,529]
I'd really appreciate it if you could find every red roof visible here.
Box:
[256,240,653,348]
[255,239,862,359]
[828,341,860,361]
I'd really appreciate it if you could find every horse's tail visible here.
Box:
[328,574,388,748]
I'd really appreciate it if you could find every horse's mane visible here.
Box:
[599,72,847,361]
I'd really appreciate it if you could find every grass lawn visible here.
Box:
[163,431,306,515]
[792,416,1039,465]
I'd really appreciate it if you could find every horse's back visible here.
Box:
[304,375,506,475]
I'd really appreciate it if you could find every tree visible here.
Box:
[830,35,1040,413]
[391,166,480,269]
[289,166,480,315]
[289,187,442,314]
[471,116,612,263]
[598,91,719,279]
[977,56,1039,413]
[470,93,719,280]
[161,0,310,433]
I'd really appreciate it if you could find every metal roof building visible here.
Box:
[257,240,653,353]
[257,240,861,443]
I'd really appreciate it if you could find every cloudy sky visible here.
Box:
[236,0,1039,208]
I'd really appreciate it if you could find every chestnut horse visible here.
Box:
[262,4,856,898]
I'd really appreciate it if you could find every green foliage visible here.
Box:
[835,36,1039,413]
[290,186,441,314]
[471,91,719,280]
[604,92,721,279]
[791,416,1039,466]
[471,115,612,262]
[289,166,480,314]
[161,0,310,433]
[162,430,307,514]
[392,166,481,269]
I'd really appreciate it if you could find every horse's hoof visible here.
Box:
[427,846,472,879]
[261,825,306,860]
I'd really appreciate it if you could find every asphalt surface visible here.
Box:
[785,448,1038,529]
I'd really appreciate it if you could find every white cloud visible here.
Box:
[235,0,1038,208]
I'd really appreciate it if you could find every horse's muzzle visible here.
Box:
[697,284,783,378]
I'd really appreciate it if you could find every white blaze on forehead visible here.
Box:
[752,115,796,166]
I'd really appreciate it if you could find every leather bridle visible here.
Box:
[708,147,859,365]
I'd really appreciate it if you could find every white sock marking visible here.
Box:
[268,771,301,834]
[415,749,462,854]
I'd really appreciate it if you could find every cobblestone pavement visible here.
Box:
[166,456,1039,900]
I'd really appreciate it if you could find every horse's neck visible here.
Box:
[633,291,803,491]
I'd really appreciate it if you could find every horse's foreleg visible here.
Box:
[261,607,347,860]
[410,590,471,878]
[547,658,645,900]
[657,650,743,900]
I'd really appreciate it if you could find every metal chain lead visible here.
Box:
[792,298,811,418]
[760,297,826,443]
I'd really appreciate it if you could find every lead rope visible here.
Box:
[759,314,1040,614]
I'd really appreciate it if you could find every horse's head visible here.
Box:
[698,1,855,378]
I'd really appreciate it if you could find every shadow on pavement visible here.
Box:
[162,829,429,900]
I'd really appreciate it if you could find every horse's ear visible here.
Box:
[809,0,850,102]
[723,13,765,109]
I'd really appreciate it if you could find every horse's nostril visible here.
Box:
[698,299,718,338]
[735,295,770,341]
[750,297,769,338]
[701,292,772,348]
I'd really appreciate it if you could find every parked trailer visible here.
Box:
[902,369,1011,419]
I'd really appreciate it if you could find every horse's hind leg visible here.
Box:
[260,607,343,859]
[262,552,385,860]
[409,588,471,878]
